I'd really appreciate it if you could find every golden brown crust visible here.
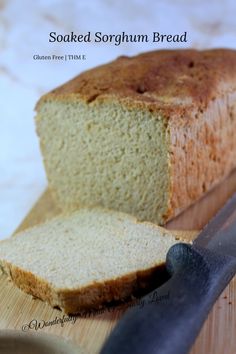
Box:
[58,264,168,314]
[36,49,236,117]
[1,261,57,306]
[1,260,168,314]
[166,90,236,221]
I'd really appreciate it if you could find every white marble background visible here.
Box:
[0,0,236,239]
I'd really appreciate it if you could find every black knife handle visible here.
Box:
[100,243,236,354]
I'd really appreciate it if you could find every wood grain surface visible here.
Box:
[1,169,236,354]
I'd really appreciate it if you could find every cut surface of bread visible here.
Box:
[0,208,182,314]
[35,49,236,225]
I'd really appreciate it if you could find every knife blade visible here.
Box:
[194,192,236,257]
[100,192,236,354]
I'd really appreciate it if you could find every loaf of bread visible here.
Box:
[0,208,182,314]
[35,49,236,225]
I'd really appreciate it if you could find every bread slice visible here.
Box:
[0,208,182,314]
[35,49,236,225]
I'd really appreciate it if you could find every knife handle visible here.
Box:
[100,243,236,354]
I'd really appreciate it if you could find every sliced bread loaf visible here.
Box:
[0,208,182,314]
[35,49,236,225]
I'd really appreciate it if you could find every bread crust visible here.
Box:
[36,49,236,114]
[35,49,236,223]
[167,92,236,219]
[1,259,168,314]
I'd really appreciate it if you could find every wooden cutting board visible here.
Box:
[0,169,236,354]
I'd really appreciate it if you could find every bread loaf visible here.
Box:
[0,208,182,314]
[35,49,236,225]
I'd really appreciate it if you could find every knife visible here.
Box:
[100,192,236,354]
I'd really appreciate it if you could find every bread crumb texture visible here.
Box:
[0,208,180,313]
